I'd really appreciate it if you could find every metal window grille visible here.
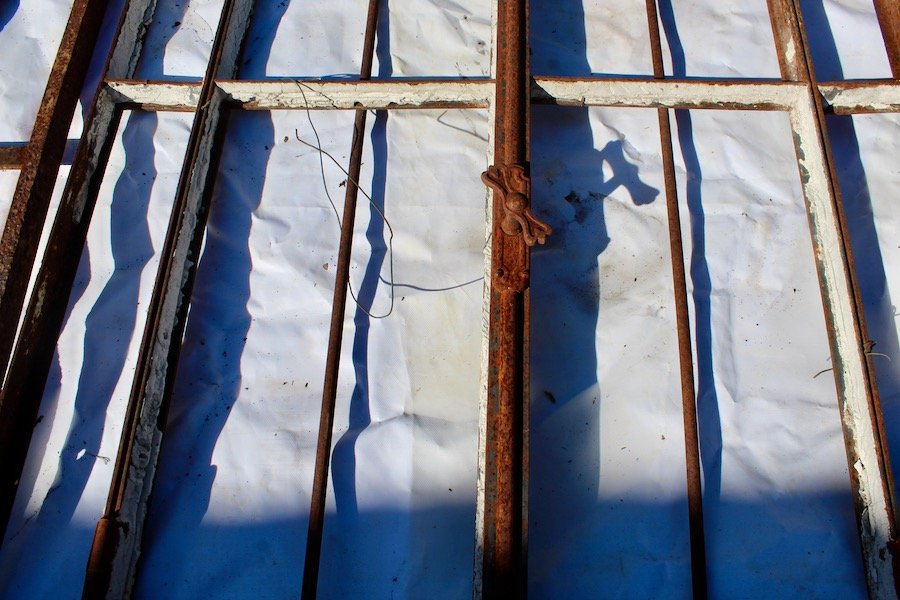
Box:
[0,0,898,598]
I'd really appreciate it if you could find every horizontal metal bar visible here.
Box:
[106,79,202,111]
[103,77,900,117]
[819,81,900,114]
[105,77,900,115]
[107,79,493,110]
[106,77,805,112]
[533,77,803,110]
[221,78,495,109]
[0,145,26,170]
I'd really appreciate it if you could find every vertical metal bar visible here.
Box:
[0,0,162,543]
[0,95,123,544]
[0,0,112,380]
[481,0,532,596]
[644,2,708,598]
[767,0,899,596]
[873,0,900,78]
[80,0,257,596]
[872,0,900,587]
[301,1,381,597]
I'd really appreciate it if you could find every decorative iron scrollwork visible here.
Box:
[481,164,552,246]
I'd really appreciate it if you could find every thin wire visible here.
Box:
[295,83,395,319]
[294,82,484,312]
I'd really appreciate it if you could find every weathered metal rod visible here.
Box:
[480,0,551,596]
[0,0,164,544]
[0,0,111,384]
[0,98,123,545]
[81,0,256,596]
[300,1,381,598]
[644,2,708,597]
[873,0,900,79]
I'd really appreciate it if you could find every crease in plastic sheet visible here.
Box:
[0,0,897,598]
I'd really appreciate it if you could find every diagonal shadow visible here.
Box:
[27,110,160,533]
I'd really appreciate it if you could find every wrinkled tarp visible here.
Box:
[0,0,898,598]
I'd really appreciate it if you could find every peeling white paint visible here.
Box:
[532,77,802,110]
[102,1,258,596]
[784,36,796,69]
[107,80,202,109]
[106,88,230,599]
[819,82,900,114]
[71,88,118,226]
[112,78,817,113]
[108,0,160,79]
[218,79,494,110]
[788,91,898,600]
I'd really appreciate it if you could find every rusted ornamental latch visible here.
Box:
[482,164,552,246]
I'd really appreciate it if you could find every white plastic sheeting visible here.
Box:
[0,0,73,141]
[0,0,898,598]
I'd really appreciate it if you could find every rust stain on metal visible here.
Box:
[0,0,111,385]
[644,0,708,597]
[0,145,27,170]
[481,0,530,596]
[302,0,381,598]
[481,165,551,246]
[873,0,900,79]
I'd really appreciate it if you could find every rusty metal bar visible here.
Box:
[0,92,123,544]
[0,145,27,170]
[644,2,708,597]
[479,0,546,595]
[0,0,111,383]
[301,0,381,597]
[81,0,257,596]
[0,0,169,539]
[873,0,900,78]
[766,0,899,596]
